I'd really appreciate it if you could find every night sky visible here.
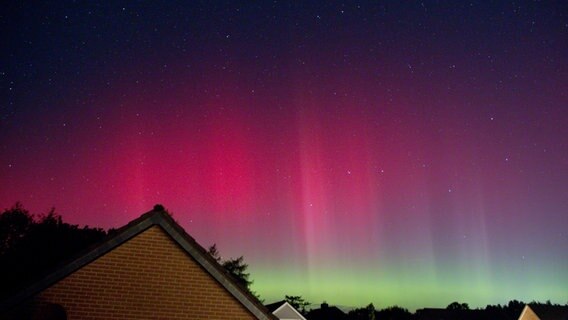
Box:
[2,1,567,311]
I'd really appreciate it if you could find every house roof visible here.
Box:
[265,300,287,312]
[0,205,278,320]
[265,301,307,320]
[520,304,568,320]
[307,303,347,320]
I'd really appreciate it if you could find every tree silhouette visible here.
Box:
[375,305,412,320]
[222,256,252,289]
[207,244,262,301]
[348,303,375,320]
[504,300,525,319]
[0,203,106,300]
[446,301,470,310]
[285,295,310,315]
[0,202,33,256]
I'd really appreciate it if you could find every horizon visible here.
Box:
[2,1,567,310]
[4,202,566,312]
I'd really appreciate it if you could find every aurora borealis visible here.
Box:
[1,1,567,311]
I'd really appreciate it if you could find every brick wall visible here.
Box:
[7,226,258,320]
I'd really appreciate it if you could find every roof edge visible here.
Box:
[154,212,276,320]
[271,301,308,320]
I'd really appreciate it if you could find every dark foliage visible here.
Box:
[285,295,311,315]
[346,304,412,320]
[341,301,568,320]
[0,203,106,300]
[207,244,262,302]
[348,303,375,320]
[222,256,252,289]
[375,305,413,320]
[446,301,470,310]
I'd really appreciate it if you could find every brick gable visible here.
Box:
[32,225,255,319]
[0,209,275,320]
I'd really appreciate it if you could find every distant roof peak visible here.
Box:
[153,204,165,212]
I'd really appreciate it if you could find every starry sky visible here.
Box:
[1,1,568,311]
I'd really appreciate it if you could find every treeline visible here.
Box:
[344,300,565,320]
[0,203,107,300]
[286,299,568,320]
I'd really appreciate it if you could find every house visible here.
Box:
[518,304,568,320]
[265,300,307,320]
[0,205,278,320]
[307,302,347,320]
